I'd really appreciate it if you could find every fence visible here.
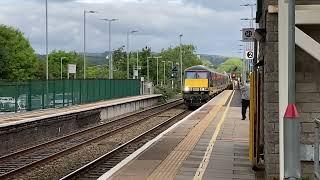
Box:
[0,79,140,112]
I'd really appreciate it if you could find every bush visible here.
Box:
[154,85,178,100]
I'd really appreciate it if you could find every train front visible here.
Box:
[183,69,210,107]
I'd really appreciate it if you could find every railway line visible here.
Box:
[0,99,187,179]
[60,109,190,180]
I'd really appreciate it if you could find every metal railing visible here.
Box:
[315,118,320,179]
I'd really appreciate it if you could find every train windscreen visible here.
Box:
[186,71,207,79]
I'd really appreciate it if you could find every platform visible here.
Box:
[0,94,162,127]
[0,94,163,157]
[105,90,259,180]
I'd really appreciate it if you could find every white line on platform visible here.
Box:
[98,92,227,180]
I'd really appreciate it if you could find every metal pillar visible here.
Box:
[136,51,139,79]
[83,11,86,79]
[109,21,112,79]
[147,57,151,82]
[179,34,183,92]
[127,32,130,79]
[163,61,166,86]
[284,0,300,179]
[156,57,159,85]
[45,0,48,80]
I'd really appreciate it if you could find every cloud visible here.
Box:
[0,0,252,57]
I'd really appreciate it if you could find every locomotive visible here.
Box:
[183,65,230,107]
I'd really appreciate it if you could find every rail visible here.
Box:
[60,109,190,180]
[0,100,183,179]
[315,117,320,179]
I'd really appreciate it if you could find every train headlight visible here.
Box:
[184,87,190,92]
[201,88,208,91]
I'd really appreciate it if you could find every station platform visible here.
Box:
[0,94,162,127]
[104,90,259,180]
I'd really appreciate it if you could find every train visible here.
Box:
[183,65,230,107]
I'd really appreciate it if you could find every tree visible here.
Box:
[156,45,203,86]
[0,25,39,80]
[46,50,84,79]
[217,58,243,73]
[113,46,127,79]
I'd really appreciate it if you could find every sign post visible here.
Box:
[242,28,255,42]
[68,64,77,79]
[245,50,254,60]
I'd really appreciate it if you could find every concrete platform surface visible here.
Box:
[0,94,162,127]
[106,90,260,180]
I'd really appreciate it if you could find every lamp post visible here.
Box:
[83,10,97,79]
[162,60,166,86]
[136,51,139,79]
[240,4,256,28]
[154,56,162,85]
[179,34,183,92]
[60,57,66,80]
[45,0,49,80]
[147,57,153,82]
[126,30,138,79]
[168,61,173,89]
[101,18,118,79]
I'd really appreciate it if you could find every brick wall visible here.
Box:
[258,0,279,179]
[259,0,320,179]
[296,28,320,177]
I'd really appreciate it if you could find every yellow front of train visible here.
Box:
[183,69,210,107]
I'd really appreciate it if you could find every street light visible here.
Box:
[101,18,118,79]
[168,61,173,89]
[126,30,138,79]
[162,60,166,86]
[179,34,183,92]
[147,56,153,82]
[154,56,162,85]
[60,57,66,80]
[240,4,256,28]
[83,10,97,79]
[45,0,49,80]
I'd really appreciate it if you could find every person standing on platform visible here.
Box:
[241,82,250,120]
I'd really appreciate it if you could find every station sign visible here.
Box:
[245,50,254,60]
[242,28,255,42]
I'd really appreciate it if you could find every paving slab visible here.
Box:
[107,90,262,180]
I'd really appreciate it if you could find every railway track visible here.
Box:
[60,109,190,180]
[0,99,184,179]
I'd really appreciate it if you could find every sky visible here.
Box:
[0,0,254,57]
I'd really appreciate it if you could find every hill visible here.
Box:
[38,52,231,68]
[199,54,228,66]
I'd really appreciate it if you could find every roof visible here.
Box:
[184,65,228,77]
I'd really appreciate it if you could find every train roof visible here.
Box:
[184,65,228,77]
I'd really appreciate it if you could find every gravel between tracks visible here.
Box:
[11,107,186,180]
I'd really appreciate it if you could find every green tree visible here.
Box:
[113,46,128,79]
[156,45,202,86]
[0,25,39,80]
[46,50,84,79]
[217,58,243,73]
[86,65,107,79]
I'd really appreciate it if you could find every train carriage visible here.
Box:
[183,65,230,107]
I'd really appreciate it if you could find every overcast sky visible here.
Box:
[0,0,254,57]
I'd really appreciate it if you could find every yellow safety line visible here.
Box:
[147,91,232,180]
[193,90,235,180]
